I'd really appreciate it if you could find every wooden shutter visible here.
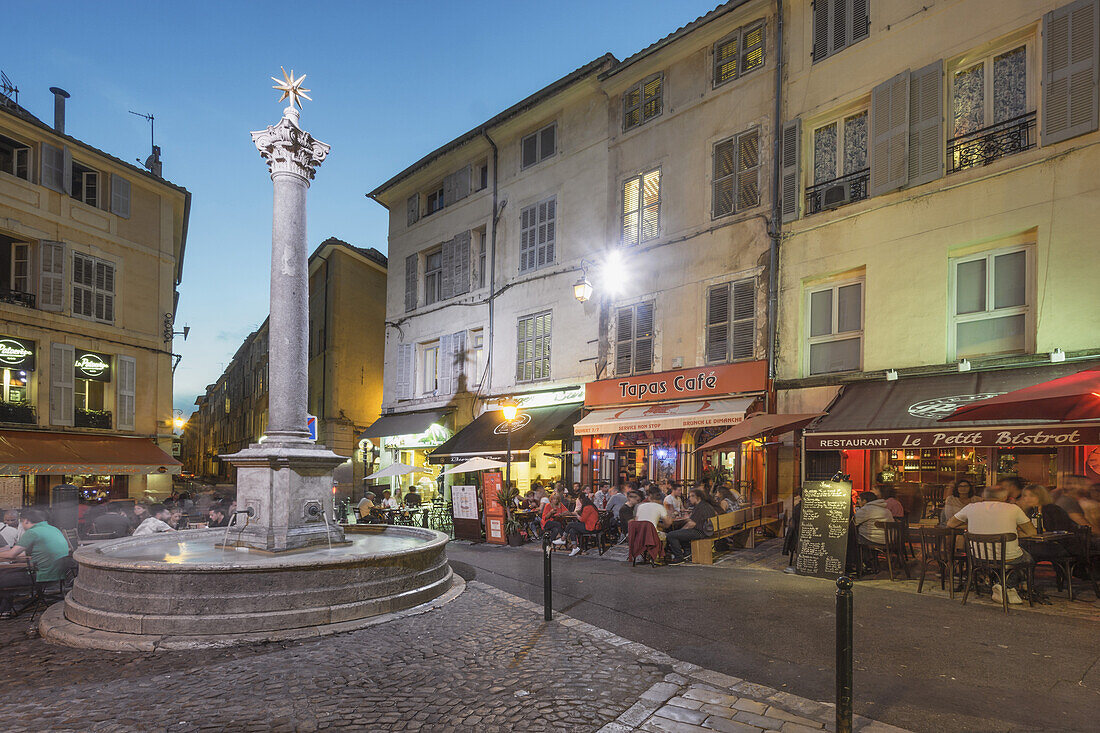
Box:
[713,137,736,217]
[38,241,65,312]
[453,165,471,202]
[869,71,910,196]
[440,237,455,301]
[40,143,64,192]
[406,194,419,227]
[736,129,761,210]
[706,284,731,363]
[62,146,73,195]
[404,254,418,312]
[441,171,456,207]
[452,330,467,391]
[452,230,472,296]
[830,0,847,56]
[634,301,654,373]
[850,0,870,45]
[615,307,633,375]
[117,355,136,431]
[110,174,131,218]
[540,124,556,160]
[1043,0,1099,145]
[537,197,555,267]
[780,120,801,222]
[714,31,740,85]
[94,260,115,322]
[50,342,75,427]
[520,204,536,271]
[908,60,944,188]
[521,133,539,168]
[438,334,453,395]
[812,0,831,61]
[396,343,414,400]
[730,278,756,360]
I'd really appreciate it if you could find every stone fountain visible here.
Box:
[40,72,456,650]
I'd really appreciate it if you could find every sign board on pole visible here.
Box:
[482,472,506,544]
[795,481,852,579]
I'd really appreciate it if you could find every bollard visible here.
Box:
[543,533,553,621]
[835,575,854,733]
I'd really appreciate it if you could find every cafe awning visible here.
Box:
[360,409,448,440]
[0,430,181,475]
[573,397,754,436]
[428,404,581,464]
[697,412,824,452]
[803,363,1100,450]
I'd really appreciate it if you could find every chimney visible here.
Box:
[48,87,70,134]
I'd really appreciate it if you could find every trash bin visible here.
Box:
[51,483,80,530]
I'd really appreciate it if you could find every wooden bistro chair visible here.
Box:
[858,521,911,581]
[962,533,1035,613]
[917,526,963,598]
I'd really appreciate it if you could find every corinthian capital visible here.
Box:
[250,109,331,182]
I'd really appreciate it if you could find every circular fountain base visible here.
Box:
[41,525,459,651]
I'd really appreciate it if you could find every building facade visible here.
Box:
[182,238,387,497]
[0,88,189,506]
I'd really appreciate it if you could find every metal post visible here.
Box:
[505,424,512,494]
[835,575,854,733]
[543,532,553,621]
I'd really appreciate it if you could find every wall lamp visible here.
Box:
[1050,348,1066,363]
[957,359,971,372]
[885,369,898,382]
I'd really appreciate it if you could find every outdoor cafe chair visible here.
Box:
[858,521,910,581]
[1069,524,1100,599]
[961,532,1035,613]
[577,511,616,556]
[917,526,963,598]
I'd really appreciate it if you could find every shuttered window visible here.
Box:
[404,253,418,312]
[806,280,863,375]
[395,343,414,400]
[521,123,557,169]
[117,355,136,431]
[424,249,443,305]
[516,311,552,382]
[520,197,556,272]
[615,301,655,375]
[72,252,115,323]
[49,342,75,427]
[869,71,910,196]
[706,278,755,364]
[780,120,802,222]
[813,0,870,63]
[40,143,66,193]
[622,169,660,245]
[712,128,761,217]
[110,174,131,218]
[1043,0,1099,145]
[406,194,419,227]
[713,20,766,88]
[951,247,1030,359]
[38,241,65,312]
[623,74,663,130]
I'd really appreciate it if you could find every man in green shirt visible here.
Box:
[0,509,71,616]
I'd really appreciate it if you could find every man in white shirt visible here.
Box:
[663,484,684,516]
[0,510,22,548]
[635,487,671,533]
[948,485,1036,604]
[132,504,175,537]
[357,492,376,521]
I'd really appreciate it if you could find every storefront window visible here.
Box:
[75,378,105,411]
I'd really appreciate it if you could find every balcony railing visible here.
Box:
[75,408,112,429]
[0,401,35,424]
[948,111,1036,174]
[805,168,870,216]
[0,287,35,308]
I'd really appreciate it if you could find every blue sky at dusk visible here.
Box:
[15,0,721,414]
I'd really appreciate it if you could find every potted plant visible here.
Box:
[495,483,524,545]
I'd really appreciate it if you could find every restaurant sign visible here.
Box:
[75,350,112,382]
[584,360,767,407]
[0,335,35,371]
[806,425,1100,450]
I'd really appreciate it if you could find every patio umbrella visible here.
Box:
[940,366,1100,422]
[441,457,507,475]
[363,462,422,480]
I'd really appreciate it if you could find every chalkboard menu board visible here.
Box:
[795,481,852,579]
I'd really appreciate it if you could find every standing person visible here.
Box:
[1054,475,1090,526]
[663,483,684,516]
[593,483,609,511]
[564,495,600,557]
[0,509,71,616]
[635,487,671,534]
[666,489,718,564]
[942,480,980,525]
[948,485,1036,604]
[133,504,175,536]
[543,494,568,545]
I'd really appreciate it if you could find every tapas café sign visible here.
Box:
[0,336,35,371]
[806,425,1100,450]
[585,360,767,407]
[75,350,112,382]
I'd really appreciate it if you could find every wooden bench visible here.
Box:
[688,502,785,564]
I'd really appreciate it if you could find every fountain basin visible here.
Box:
[45,525,456,649]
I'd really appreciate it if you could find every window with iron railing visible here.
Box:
[806,111,868,214]
[949,45,1035,173]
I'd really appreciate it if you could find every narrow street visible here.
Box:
[448,542,1100,733]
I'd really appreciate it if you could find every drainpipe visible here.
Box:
[484,133,500,403]
[766,0,785,384]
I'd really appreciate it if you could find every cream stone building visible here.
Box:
[776,0,1100,506]
[0,88,189,504]
[368,0,782,499]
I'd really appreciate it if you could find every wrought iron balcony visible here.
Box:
[0,287,35,308]
[805,168,870,216]
[948,111,1036,174]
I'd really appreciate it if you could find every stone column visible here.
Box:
[221,106,345,552]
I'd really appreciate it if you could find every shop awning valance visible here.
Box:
[698,412,824,452]
[804,363,1100,450]
[360,409,448,440]
[573,397,754,436]
[428,404,581,464]
[0,430,181,475]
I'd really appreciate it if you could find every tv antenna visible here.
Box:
[129,110,162,175]
[0,70,18,105]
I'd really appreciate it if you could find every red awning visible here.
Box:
[698,412,824,452]
[0,430,181,475]
[940,366,1100,422]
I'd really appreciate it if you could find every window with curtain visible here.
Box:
[622,169,660,245]
[806,280,863,375]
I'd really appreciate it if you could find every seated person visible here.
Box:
[357,492,376,521]
[90,508,131,538]
[716,485,743,513]
[563,495,600,557]
[542,495,568,545]
[381,490,400,510]
[947,485,1036,604]
[133,504,175,536]
[663,484,684,516]
[618,490,641,528]
[208,506,230,528]
[877,485,906,520]
[853,491,894,545]
[1,510,22,547]
[666,488,718,564]
[0,509,71,616]
[403,488,422,507]
[635,487,671,538]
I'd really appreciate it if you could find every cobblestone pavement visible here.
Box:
[0,579,904,733]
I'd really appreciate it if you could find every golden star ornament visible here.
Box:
[271,67,312,109]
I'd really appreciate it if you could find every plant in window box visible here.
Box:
[75,408,112,429]
[494,482,523,545]
[0,401,35,424]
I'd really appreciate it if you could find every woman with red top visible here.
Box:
[541,494,567,544]
[560,494,600,557]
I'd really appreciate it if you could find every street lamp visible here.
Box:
[172,409,186,432]
[500,398,519,494]
[573,275,593,303]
